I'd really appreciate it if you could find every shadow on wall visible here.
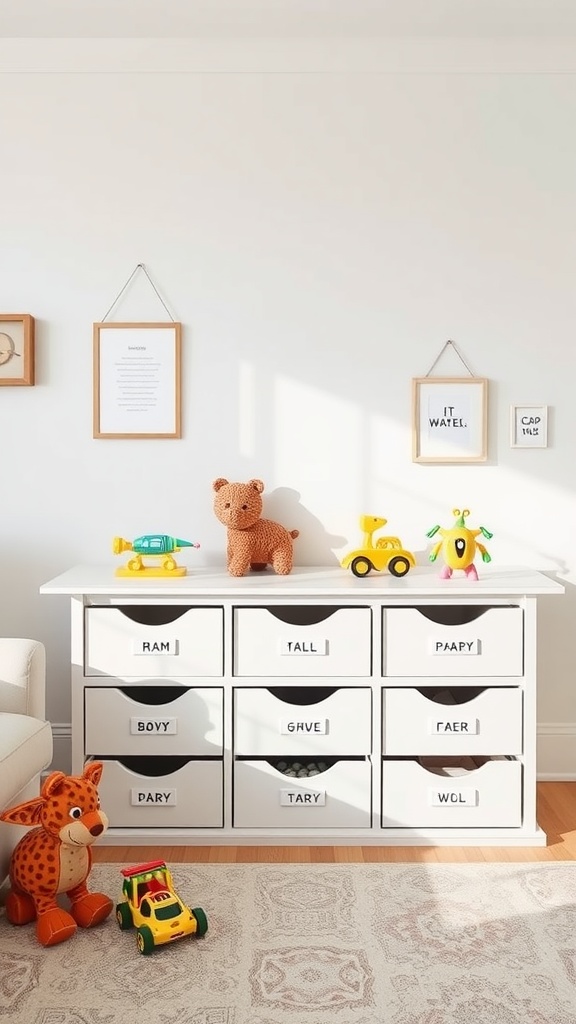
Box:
[263,487,346,566]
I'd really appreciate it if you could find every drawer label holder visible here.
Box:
[279,639,328,656]
[130,717,178,735]
[429,639,481,655]
[428,717,479,735]
[131,788,177,806]
[429,788,478,807]
[280,789,326,806]
[280,718,328,735]
[132,639,179,656]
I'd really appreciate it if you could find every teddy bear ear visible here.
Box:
[213,478,229,492]
[248,479,264,493]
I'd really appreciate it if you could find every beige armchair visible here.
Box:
[0,639,53,882]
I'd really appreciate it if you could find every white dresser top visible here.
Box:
[39,564,565,598]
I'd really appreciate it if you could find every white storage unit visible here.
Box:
[39,564,564,847]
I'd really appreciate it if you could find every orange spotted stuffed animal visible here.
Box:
[213,477,299,577]
[0,761,113,947]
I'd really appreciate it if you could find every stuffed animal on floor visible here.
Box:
[213,478,299,577]
[0,761,113,947]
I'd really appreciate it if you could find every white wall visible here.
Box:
[1,39,575,775]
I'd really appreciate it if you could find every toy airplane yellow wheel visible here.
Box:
[127,557,142,571]
[191,907,208,936]
[351,556,373,578]
[163,556,177,571]
[388,555,411,578]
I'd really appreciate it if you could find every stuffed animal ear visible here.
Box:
[0,795,45,827]
[248,479,264,494]
[41,771,67,799]
[82,761,104,787]
[213,478,229,492]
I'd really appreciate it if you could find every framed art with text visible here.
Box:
[412,376,488,464]
[93,321,182,439]
[510,405,548,449]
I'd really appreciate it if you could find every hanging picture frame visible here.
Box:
[510,405,548,449]
[0,314,35,386]
[412,376,488,464]
[93,321,182,439]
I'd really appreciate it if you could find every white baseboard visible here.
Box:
[48,722,576,781]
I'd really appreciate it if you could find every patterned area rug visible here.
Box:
[1,861,576,1024]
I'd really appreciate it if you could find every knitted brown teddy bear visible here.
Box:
[213,478,299,576]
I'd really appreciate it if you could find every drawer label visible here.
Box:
[428,717,478,735]
[280,789,326,806]
[130,717,178,735]
[132,639,179,656]
[280,718,328,735]
[429,788,478,806]
[429,639,481,656]
[131,788,177,805]
[279,639,328,656]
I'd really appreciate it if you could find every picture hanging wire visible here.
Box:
[424,339,476,378]
[100,263,176,322]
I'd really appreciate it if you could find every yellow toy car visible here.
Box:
[116,859,208,955]
[341,515,416,578]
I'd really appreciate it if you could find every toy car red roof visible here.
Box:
[121,860,168,879]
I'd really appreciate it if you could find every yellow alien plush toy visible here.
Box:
[426,508,493,580]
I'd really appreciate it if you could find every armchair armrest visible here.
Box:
[0,639,46,720]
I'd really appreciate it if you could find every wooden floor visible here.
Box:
[92,781,576,864]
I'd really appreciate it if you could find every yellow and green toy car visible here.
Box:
[116,859,208,955]
[341,515,416,579]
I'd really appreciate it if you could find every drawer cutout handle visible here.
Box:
[400,605,517,626]
[97,606,211,626]
[252,606,365,626]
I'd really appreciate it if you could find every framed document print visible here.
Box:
[510,405,548,448]
[412,376,488,464]
[0,314,34,386]
[93,322,182,439]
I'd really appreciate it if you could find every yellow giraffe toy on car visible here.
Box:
[341,515,416,578]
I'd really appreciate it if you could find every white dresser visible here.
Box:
[40,565,564,846]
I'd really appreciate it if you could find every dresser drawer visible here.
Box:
[234,686,372,756]
[382,686,522,756]
[233,606,371,677]
[85,686,224,756]
[381,757,522,828]
[383,606,523,678]
[85,606,224,677]
[97,757,223,827]
[234,758,372,828]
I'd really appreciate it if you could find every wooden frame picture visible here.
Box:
[93,322,182,439]
[510,405,548,449]
[0,314,34,386]
[412,376,488,464]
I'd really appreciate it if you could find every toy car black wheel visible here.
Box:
[388,556,411,578]
[115,902,134,930]
[351,557,373,578]
[191,907,208,936]
[136,925,155,955]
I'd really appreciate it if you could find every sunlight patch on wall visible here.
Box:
[238,360,256,460]
[272,375,363,555]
